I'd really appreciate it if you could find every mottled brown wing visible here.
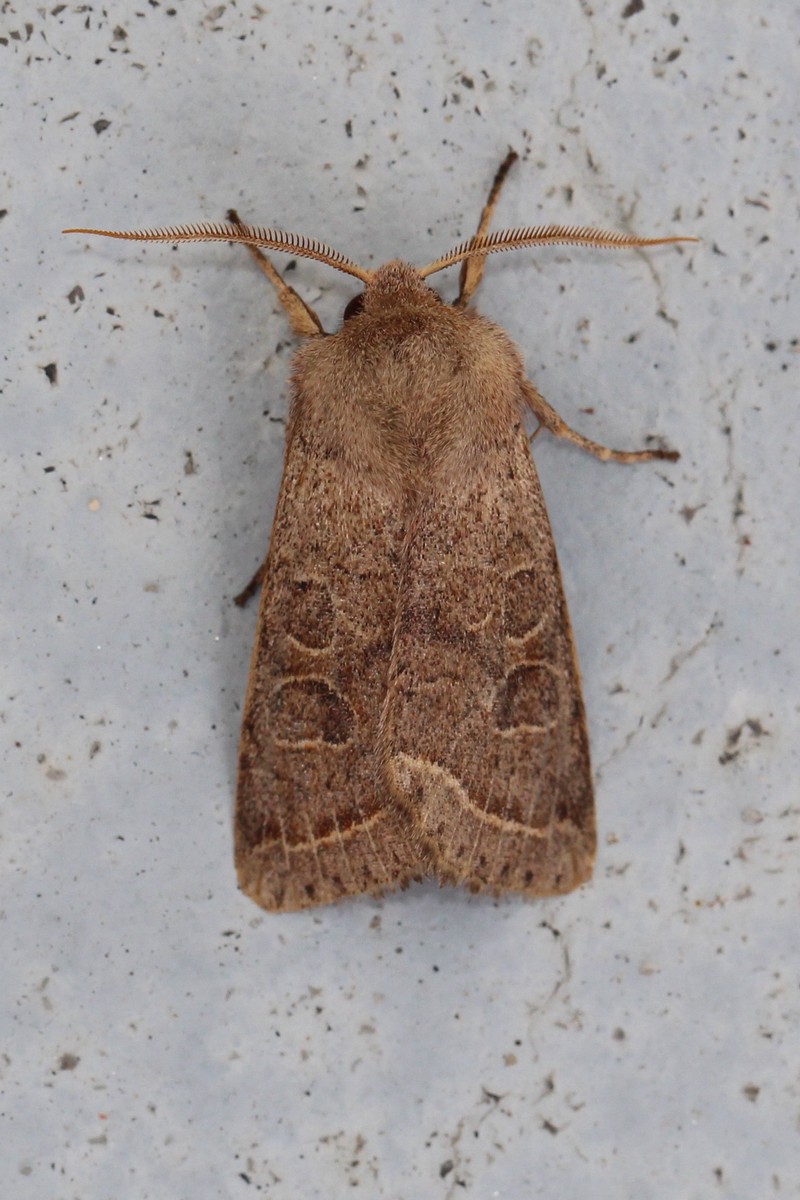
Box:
[235,429,423,911]
[382,423,595,896]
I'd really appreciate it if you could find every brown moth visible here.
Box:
[66,153,695,911]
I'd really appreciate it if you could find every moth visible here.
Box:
[66,152,694,911]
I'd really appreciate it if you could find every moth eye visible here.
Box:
[342,292,365,322]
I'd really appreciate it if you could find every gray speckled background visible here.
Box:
[3,3,798,1198]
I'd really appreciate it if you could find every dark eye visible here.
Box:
[342,292,365,322]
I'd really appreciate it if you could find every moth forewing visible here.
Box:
[234,420,422,912]
[382,400,595,896]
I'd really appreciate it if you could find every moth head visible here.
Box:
[343,261,446,324]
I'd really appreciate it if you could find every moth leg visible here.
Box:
[227,209,324,338]
[455,148,519,308]
[233,560,266,608]
[521,378,680,463]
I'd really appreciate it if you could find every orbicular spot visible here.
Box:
[495,663,560,732]
[504,567,549,640]
[270,679,354,746]
[284,578,335,649]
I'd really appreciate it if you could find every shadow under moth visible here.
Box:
[66,152,695,912]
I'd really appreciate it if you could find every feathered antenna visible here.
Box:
[63,221,373,284]
[419,224,698,278]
